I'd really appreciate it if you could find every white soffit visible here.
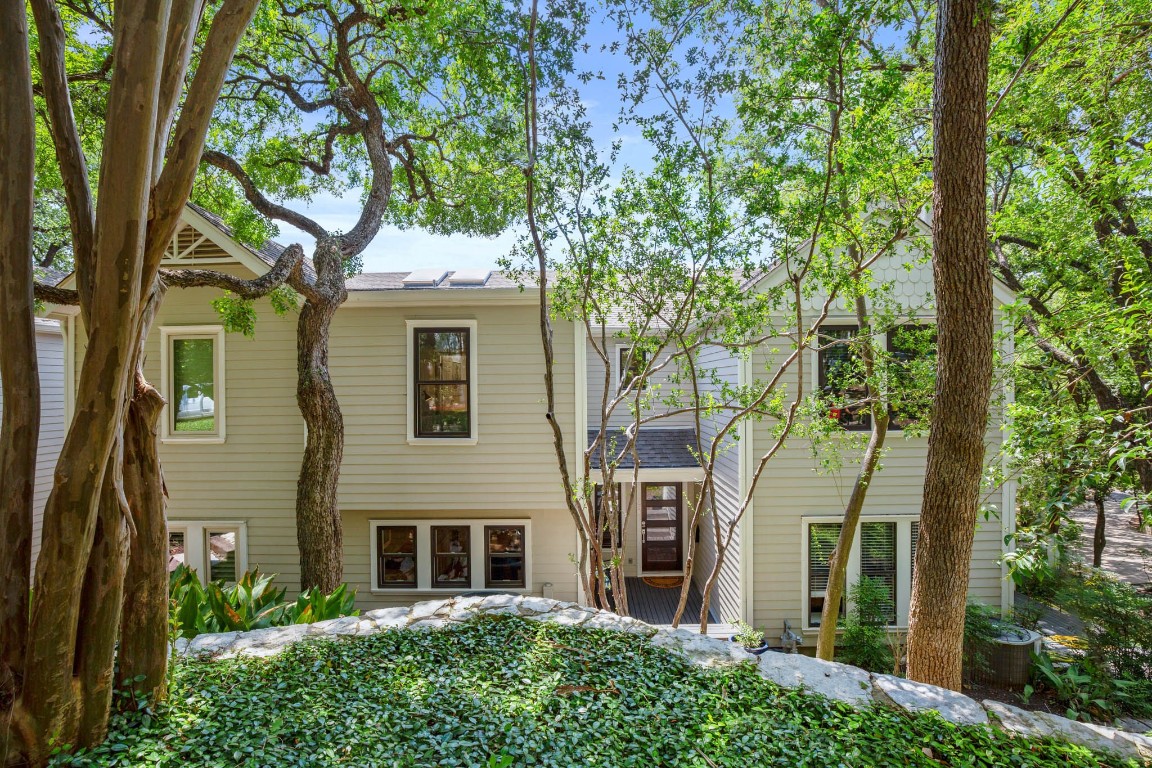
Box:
[402,269,448,287]
[447,269,492,286]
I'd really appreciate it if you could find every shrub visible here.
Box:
[169,565,358,639]
[835,576,894,674]
[1057,571,1152,680]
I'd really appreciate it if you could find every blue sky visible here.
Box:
[272,11,647,274]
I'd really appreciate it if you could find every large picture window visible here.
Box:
[370,519,530,592]
[802,516,918,630]
[161,326,225,441]
[408,321,477,442]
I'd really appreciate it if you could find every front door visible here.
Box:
[641,483,683,572]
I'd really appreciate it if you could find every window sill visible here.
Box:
[406,436,479,446]
[162,436,226,445]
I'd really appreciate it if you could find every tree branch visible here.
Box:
[160,243,305,297]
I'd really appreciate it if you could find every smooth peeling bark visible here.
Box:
[905,0,992,691]
[0,0,38,758]
[19,0,170,756]
[295,238,347,592]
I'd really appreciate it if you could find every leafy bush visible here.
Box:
[1026,654,1152,722]
[835,576,894,674]
[54,616,1133,767]
[1057,572,1152,681]
[963,600,1004,679]
[169,565,357,639]
[728,619,765,648]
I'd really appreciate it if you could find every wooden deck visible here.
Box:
[613,577,718,626]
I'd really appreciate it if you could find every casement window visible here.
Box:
[887,324,937,430]
[817,326,869,430]
[407,320,478,443]
[161,326,226,442]
[167,521,247,584]
[802,516,919,630]
[370,519,530,592]
[617,345,648,390]
[594,483,624,550]
[818,323,938,432]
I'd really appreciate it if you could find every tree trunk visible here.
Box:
[817,295,891,661]
[295,238,348,592]
[816,411,890,660]
[905,0,992,691]
[74,452,131,746]
[1092,491,1106,568]
[0,2,37,759]
[116,287,170,708]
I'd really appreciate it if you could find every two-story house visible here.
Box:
[47,206,1016,644]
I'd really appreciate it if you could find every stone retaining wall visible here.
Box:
[176,595,1152,764]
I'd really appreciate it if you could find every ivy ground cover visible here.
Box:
[54,615,1137,767]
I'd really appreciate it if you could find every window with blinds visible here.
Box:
[910,520,920,564]
[860,522,897,625]
[808,523,842,627]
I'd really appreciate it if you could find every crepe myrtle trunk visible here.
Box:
[295,237,349,592]
[0,0,37,755]
[905,0,992,691]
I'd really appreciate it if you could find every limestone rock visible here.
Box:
[363,606,412,629]
[984,700,1152,761]
[756,651,872,706]
[186,630,239,657]
[872,675,988,726]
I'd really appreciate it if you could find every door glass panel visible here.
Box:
[645,485,678,501]
[645,508,677,521]
[646,527,676,542]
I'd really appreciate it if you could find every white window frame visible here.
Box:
[406,319,479,445]
[160,325,226,443]
[369,519,531,594]
[800,515,918,632]
[168,520,248,585]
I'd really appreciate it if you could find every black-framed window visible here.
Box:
[886,324,937,430]
[485,525,526,588]
[414,328,471,438]
[432,525,471,587]
[618,346,648,390]
[378,525,417,588]
[594,484,623,549]
[818,326,869,430]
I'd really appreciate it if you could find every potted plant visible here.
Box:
[729,619,771,655]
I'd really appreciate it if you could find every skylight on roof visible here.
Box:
[447,269,492,286]
[401,269,448,287]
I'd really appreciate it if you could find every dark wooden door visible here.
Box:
[641,483,682,572]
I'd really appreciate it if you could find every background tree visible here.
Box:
[198,0,577,591]
[905,0,992,690]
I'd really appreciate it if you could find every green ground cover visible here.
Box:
[54,616,1137,767]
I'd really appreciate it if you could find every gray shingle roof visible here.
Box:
[588,428,700,470]
[346,271,528,291]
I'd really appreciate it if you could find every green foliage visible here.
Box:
[1056,572,1152,681]
[835,577,894,674]
[728,619,765,649]
[53,616,1133,767]
[168,565,357,639]
[1029,655,1152,722]
[963,601,1004,678]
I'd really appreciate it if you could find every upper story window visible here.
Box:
[618,345,648,391]
[887,324,937,430]
[407,320,478,443]
[818,326,869,430]
[161,326,226,442]
[818,323,937,432]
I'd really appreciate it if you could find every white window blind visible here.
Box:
[860,521,897,624]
